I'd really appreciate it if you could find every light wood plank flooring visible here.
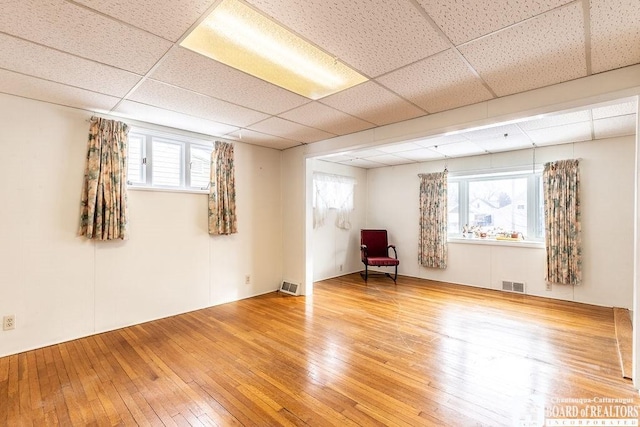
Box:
[1,274,638,426]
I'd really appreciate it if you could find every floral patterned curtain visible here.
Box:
[543,159,581,285]
[209,141,237,235]
[419,172,448,269]
[78,117,129,240]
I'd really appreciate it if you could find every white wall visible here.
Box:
[311,160,367,281]
[0,93,283,357]
[281,146,307,293]
[366,137,635,308]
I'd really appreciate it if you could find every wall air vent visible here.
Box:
[502,280,525,294]
[279,281,300,296]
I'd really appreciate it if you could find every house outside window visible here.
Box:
[449,169,543,240]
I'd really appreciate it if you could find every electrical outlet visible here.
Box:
[245,275,251,285]
[546,283,552,291]
[3,315,15,331]
[339,264,343,272]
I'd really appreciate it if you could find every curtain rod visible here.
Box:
[86,114,113,123]
[416,158,582,178]
[83,114,237,145]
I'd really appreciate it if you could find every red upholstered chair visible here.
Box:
[360,229,399,283]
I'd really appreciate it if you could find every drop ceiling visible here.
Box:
[318,99,637,168]
[0,0,638,152]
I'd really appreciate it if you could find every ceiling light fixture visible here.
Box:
[180,0,368,100]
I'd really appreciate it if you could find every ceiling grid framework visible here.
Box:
[0,0,636,151]
[320,99,637,169]
[456,2,588,97]
[403,0,499,100]
[70,0,219,42]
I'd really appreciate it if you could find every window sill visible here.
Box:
[128,185,209,195]
[448,237,544,249]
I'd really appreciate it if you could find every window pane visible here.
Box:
[468,178,527,234]
[152,139,182,187]
[190,145,211,188]
[127,134,145,184]
[447,182,459,233]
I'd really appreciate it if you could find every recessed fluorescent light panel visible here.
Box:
[181,0,368,100]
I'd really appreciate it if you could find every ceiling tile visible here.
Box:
[349,149,388,158]
[244,0,449,77]
[377,49,493,113]
[318,154,357,163]
[591,100,638,120]
[74,0,216,42]
[248,117,335,143]
[0,34,141,97]
[0,69,120,112]
[128,80,269,127]
[0,0,171,74]
[377,142,425,153]
[151,47,309,115]
[459,3,586,96]
[593,114,637,139]
[431,141,487,157]
[474,133,533,153]
[338,158,388,169]
[394,148,445,161]
[462,123,529,141]
[113,100,239,136]
[279,102,375,135]
[224,129,300,150]
[320,82,426,126]
[415,0,573,45]
[364,154,414,166]
[523,121,593,145]
[590,0,640,73]
[517,110,591,131]
[413,133,469,148]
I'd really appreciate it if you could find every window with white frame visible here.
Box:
[126,128,212,192]
[448,169,543,240]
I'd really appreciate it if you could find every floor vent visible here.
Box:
[502,281,525,294]
[279,281,300,296]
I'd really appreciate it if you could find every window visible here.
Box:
[126,128,212,192]
[152,138,183,187]
[449,170,543,240]
[312,172,356,229]
[189,145,211,189]
[447,181,459,234]
[312,173,355,211]
[127,133,146,185]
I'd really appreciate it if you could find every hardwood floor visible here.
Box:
[1,274,638,426]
